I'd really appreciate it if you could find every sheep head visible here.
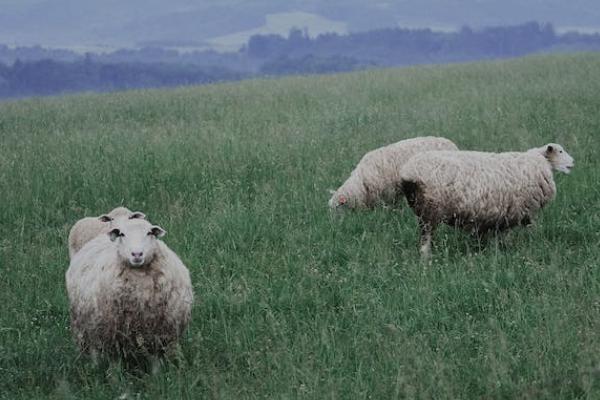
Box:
[108,219,166,268]
[328,189,349,210]
[98,207,146,223]
[543,143,574,174]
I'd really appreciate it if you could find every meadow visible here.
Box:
[1,53,600,399]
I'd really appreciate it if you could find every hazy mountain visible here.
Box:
[0,0,598,51]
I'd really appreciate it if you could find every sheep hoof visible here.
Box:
[419,244,432,260]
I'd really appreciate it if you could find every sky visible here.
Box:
[0,0,599,52]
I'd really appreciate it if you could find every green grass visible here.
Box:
[1,53,600,399]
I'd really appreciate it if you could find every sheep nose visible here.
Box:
[131,251,143,258]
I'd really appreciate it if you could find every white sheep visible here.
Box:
[66,218,193,359]
[399,143,574,257]
[328,136,458,210]
[67,207,146,258]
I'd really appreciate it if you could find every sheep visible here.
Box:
[66,218,193,360]
[399,143,574,257]
[67,207,146,258]
[328,136,459,210]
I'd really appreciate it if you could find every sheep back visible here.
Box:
[333,136,458,208]
[68,217,107,258]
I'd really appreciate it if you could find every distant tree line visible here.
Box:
[0,58,242,98]
[1,22,599,98]
[246,22,593,66]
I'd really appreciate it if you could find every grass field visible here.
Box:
[1,53,600,399]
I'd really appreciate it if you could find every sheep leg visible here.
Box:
[151,356,162,375]
[521,215,533,227]
[418,220,435,259]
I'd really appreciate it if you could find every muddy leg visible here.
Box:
[90,348,99,367]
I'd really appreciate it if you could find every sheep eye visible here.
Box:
[560,150,563,153]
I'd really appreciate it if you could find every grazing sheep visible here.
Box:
[66,218,193,360]
[399,143,574,257]
[328,136,458,210]
[68,207,146,258]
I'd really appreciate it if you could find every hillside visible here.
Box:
[1,53,600,399]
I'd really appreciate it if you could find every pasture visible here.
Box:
[1,53,600,399]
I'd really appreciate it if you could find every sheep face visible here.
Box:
[109,219,166,268]
[328,190,350,211]
[544,143,574,174]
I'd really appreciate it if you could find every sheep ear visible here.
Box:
[108,228,121,242]
[546,145,554,154]
[129,211,146,220]
[150,225,166,238]
[99,215,113,222]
